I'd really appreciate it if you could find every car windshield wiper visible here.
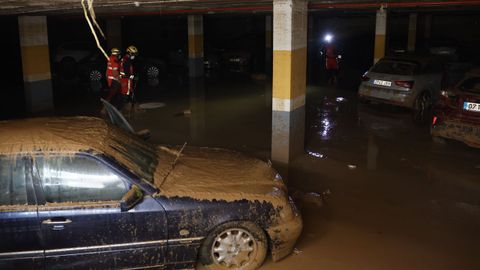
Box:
[157,142,187,188]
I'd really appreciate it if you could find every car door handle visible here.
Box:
[42,218,72,225]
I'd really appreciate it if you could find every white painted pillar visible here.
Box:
[374,7,387,64]
[407,13,418,52]
[271,0,307,178]
[19,16,53,113]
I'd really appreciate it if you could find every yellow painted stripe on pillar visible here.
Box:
[20,45,51,79]
[188,34,203,58]
[374,35,386,62]
[272,47,306,101]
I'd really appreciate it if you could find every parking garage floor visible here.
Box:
[56,75,480,270]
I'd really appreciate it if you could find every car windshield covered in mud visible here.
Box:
[0,115,302,270]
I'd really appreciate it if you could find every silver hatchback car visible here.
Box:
[358,56,445,119]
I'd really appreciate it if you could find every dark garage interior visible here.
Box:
[1,1,480,270]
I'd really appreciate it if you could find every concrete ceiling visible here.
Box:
[2,0,480,15]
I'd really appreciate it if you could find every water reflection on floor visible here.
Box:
[56,75,480,269]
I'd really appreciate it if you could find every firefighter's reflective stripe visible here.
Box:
[106,55,121,87]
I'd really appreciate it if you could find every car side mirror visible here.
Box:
[120,185,143,212]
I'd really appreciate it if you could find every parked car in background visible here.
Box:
[53,43,166,88]
[358,55,446,122]
[222,51,252,73]
[432,68,480,148]
[54,42,96,80]
[0,103,302,270]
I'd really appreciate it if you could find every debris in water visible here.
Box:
[292,189,330,208]
[175,109,192,117]
[293,248,303,255]
[307,150,325,159]
[139,102,165,110]
[348,164,357,170]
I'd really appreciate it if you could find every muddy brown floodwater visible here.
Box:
[127,78,480,270]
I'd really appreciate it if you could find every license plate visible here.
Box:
[373,79,392,87]
[463,102,480,112]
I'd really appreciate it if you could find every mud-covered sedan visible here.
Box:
[0,116,302,270]
[432,69,480,148]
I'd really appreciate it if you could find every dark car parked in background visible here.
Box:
[432,68,480,148]
[53,42,166,89]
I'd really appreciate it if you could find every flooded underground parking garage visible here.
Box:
[1,1,480,270]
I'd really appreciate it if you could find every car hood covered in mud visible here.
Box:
[154,146,288,205]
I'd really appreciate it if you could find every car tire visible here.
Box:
[146,64,160,79]
[200,221,268,270]
[412,91,432,125]
[88,68,103,82]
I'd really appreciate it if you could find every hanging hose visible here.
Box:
[88,0,106,40]
[81,0,109,61]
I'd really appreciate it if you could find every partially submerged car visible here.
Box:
[358,55,445,122]
[0,107,302,269]
[432,69,480,148]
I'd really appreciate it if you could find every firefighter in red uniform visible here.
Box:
[322,34,340,85]
[325,43,339,85]
[105,48,121,103]
[120,45,138,97]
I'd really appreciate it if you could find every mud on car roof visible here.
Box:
[0,116,157,182]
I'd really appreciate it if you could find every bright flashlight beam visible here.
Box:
[324,34,333,43]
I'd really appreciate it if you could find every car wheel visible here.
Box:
[412,91,432,125]
[200,221,268,270]
[89,69,102,82]
[146,65,160,79]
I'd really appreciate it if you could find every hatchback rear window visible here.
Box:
[371,60,418,76]
[459,77,480,94]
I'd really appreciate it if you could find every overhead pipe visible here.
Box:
[309,0,480,10]
[129,0,480,14]
[86,0,480,17]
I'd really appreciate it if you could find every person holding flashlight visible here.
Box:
[322,34,340,86]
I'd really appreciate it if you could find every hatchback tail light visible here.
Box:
[361,75,370,82]
[395,80,414,89]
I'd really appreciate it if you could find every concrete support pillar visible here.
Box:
[265,15,273,76]
[106,18,122,50]
[188,15,204,78]
[424,14,432,49]
[374,7,387,64]
[189,78,206,143]
[18,16,53,113]
[272,0,307,178]
[407,13,418,52]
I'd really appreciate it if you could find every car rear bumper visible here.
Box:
[358,85,415,108]
[267,209,303,262]
[432,117,480,148]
